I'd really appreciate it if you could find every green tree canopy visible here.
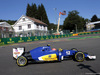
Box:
[37,5,43,20]
[48,23,57,30]
[37,4,49,24]
[63,10,87,32]
[26,3,32,17]
[40,4,49,24]
[0,20,16,25]
[91,15,98,22]
[26,3,49,25]
[31,3,38,18]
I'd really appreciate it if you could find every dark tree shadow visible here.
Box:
[77,64,99,75]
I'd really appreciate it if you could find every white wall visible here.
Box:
[13,16,48,32]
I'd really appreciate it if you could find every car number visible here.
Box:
[66,51,70,55]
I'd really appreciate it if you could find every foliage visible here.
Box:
[6,20,16,25]
[63,10,88,31]
[91,15,100,22]
[31,3,38,18]
[37,5,42,20]
[48,23,57,30]
[26,3,32,17]
[91,15,98,22]
[38,4,49,25]
[91,15,100,29]
[47,23,63,30]
[0,19,16,25]
[26,3,49,25]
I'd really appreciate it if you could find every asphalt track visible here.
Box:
[0,34,100,75]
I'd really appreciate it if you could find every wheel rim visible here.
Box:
[76,53,83,60]
[18,58,26,65]
[75,52,84,61]
[17,56,27,66]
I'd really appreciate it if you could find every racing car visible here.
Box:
[13,44,96,66]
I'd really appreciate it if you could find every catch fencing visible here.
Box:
[0,30,70,38]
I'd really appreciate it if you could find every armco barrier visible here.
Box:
[0,34,73,46]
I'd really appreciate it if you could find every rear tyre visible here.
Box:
[75,52,85,62]
[17,56,28,67]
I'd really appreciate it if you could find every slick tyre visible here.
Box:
[75,52,85,62]
[17,56,28,67]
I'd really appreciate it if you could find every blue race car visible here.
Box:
[13,44,96,66]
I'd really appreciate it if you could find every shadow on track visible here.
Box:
[28,61,61,65]
[77,64,99,75]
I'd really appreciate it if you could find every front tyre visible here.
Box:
[17,56,28,67]
[75,52,85,62]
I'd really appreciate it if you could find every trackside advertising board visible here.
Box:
[0,34,72,45]
[2,31,100,46]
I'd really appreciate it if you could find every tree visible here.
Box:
[26,3,49,25]
[6,20,16,25]
[48,23,57,30]
[63,10,86,32]
[31,3,38,18]
[37,5,42,20]
[91,15,98,22]
[26,3,32,17]
[91,15,100,29]
[41,4,49,24]
[37,4,49,24]
[0,19,16,25]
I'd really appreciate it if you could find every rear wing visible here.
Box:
[13,47,25,59]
